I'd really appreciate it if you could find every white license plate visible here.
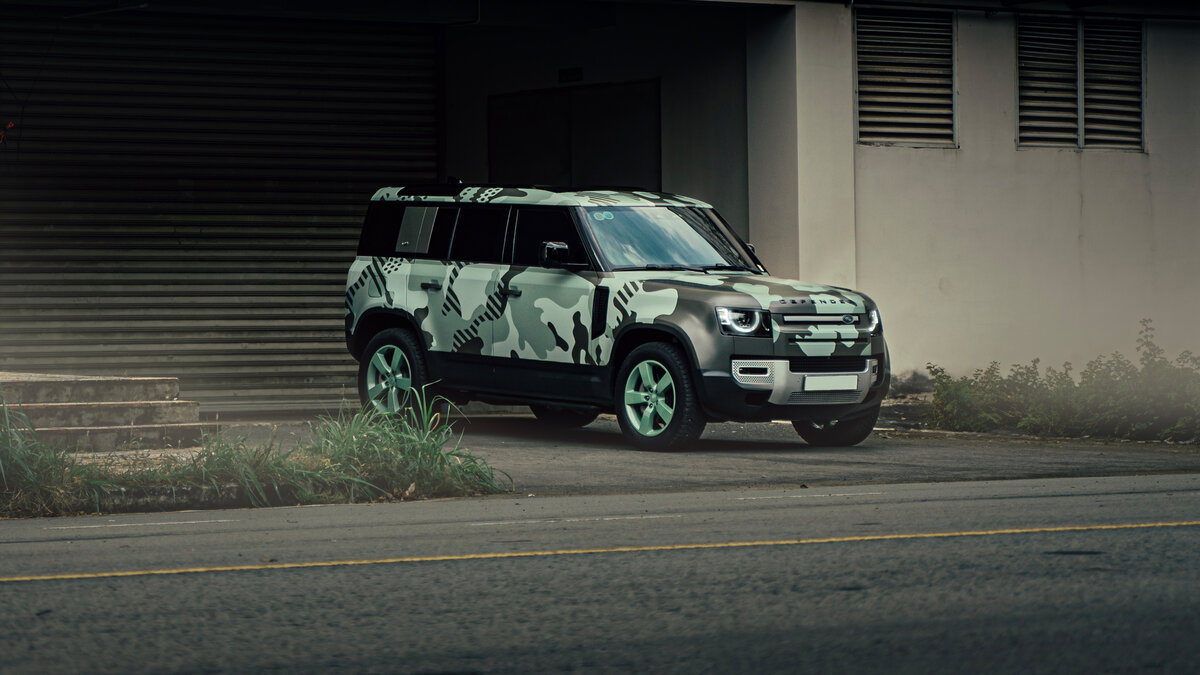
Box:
[803,375,859,392]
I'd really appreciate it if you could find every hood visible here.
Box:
[634,271,872,313]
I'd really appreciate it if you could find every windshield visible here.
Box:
[579,206,759,272]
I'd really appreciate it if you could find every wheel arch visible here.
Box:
[610,324,701,390]
[348,309,424,361]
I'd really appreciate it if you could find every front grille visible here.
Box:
[787,391,863,404]
[789,356,868,373]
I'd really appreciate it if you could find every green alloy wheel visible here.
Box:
[615,343,705,451]
[358,328,429,415]
[623,359,675,437]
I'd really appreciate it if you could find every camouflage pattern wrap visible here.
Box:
[347,263,884,369]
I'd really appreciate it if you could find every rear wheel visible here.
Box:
[792,403,881,447]
[530,405,601,429]
[358,328,430,415]
[614,343,705,451]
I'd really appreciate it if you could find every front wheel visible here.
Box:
[358,328,430,416]
[792,404,881,447]
[614,343,705,451]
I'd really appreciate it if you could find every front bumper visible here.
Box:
[697,351,890,423]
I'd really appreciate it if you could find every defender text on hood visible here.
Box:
[345,185,889,450]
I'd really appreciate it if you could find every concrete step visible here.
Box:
[0,372,179,404]
[14,400,200,428]
[35,423,218,453]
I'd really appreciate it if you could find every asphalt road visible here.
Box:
[3,474,1199,673]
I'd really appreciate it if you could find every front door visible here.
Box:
[491,207,602,400]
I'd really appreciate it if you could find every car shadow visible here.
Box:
[450,416,881,454]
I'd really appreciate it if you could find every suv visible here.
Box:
[345,185,889,450]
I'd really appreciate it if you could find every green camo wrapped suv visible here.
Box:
[345,185,890,450]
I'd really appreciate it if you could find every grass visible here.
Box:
[0,400,118,517]
[1,388,510,518]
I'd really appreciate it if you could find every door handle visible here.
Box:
[420,280,442,291]
[500,286,522,298]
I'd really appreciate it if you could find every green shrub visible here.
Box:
[928,320,1200,442]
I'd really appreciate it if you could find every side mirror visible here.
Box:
[540,241,569,268]
[745,242,756,254]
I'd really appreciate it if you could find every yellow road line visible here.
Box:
[3,520,1198,584]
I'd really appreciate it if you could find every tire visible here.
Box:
[792,403,881,447]
[358,328,432,416]
[614,342,706,451]
[530,405,600,429]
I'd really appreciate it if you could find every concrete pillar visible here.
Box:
[747,3,857,287]
[747,6,800,278]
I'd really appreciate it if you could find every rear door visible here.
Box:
[410,205,510,358]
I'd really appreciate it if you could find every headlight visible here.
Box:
[716,307,772,337]
[866,308,882,335]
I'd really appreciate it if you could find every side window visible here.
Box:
[511,207,589,267]
[394,206,436,254]
[427,207,457,260]
[357,202,403,256]
[357,202,456,259]
[448,206,509,264]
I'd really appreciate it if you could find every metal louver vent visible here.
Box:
[856,9,955,146]
[1018,17,1079,147]
[1083,19,1143,149]
[1018,16,1142,150]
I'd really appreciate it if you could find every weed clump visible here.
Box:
[0,401,116,516]
[928,320,1200,442]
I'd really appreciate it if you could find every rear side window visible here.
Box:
[357,203,456,259]
[448,207,509,264]
[511,208,589,267]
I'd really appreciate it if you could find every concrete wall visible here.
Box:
[443,3,752,235]
[853,12,1200,375]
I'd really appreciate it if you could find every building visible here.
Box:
[2,0,1197,412]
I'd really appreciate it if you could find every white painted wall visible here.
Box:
[443,4,752,235]
[852,12,1200,375]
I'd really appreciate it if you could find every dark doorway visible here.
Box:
[488,80,661,189]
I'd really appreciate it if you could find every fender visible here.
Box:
[346,308,424,360]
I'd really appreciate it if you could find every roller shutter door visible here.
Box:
[0,6,439,413]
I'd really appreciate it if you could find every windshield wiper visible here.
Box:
[614,264,708,273]
[701,263,760,273]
